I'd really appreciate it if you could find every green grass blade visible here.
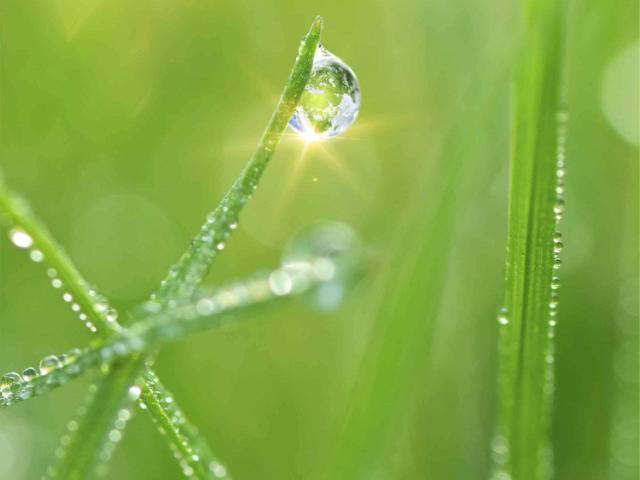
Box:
[140,369,232,479]
[2,254,351,410]
[44,357,145,480]
[149,16,323,311]
[492,1,566,479]
[0,183,121,336]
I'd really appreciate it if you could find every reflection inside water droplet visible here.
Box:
[290,46,360,140]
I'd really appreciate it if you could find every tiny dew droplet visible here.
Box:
[22,367,38,381]
[39,355,63,375]
[497,307,509,325]
[106,308,118,323]
[9,227,33,249]
[29,249,44,262]
[290,46,360,140]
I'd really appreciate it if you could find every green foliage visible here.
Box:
[0,257,349,409]
[0,2,636,480]
[0,17,334,479]
[492,1,566,479]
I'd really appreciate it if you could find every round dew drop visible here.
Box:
[39,355,63,375]
[289,46,360,140]
[1,372,23,391]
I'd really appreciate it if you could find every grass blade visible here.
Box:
[1,254,351,409]
[149,15,323,310]
[0,183,122,336]
[492,1,566,479]
[45,357,145,480]
[140,369,232,479]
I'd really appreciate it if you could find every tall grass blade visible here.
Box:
[149,15,323,310]
[492,1,566,479]
[45,357,145,480]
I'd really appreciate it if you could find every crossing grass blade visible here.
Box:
[0,254,349,410]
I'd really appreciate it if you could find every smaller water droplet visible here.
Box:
[29,249,44,262]
[210,462,227,478]
[39,355,63,375]
[106,308,118,323]
[52,278,63,289]
[269,270,293,296]
[497,307,509,325]
[62,292,73,303]
[128,385,142,401]
[108,429,122,443]
[196,298,216,316]
[22,367,38,381]
[551,277,561,290]
[9,228,33,249]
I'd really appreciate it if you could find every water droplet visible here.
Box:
[52,278,63,289]
[269,270,293,296]
[491,435,510,464]
[551,277,561,290]
[290,46,360,140]
[210,462,227,478]
[62,292,73,302]
[106,308,118,323]
[497,307,509,325]
[63,349,81,364]
[22,367,38,381]
[1,372,23,394]
[196,298,216,316]
[29,249,44,262]
[39,355,63,375]
[128,385,142,401]
[9,228,33,249]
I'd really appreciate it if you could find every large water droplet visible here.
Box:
[290,46,360,140]
[1,372,23,391]
[1,372,23,403]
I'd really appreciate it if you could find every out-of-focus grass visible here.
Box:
[0,0,637,479]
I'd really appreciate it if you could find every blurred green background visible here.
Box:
[0,1,637,479]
